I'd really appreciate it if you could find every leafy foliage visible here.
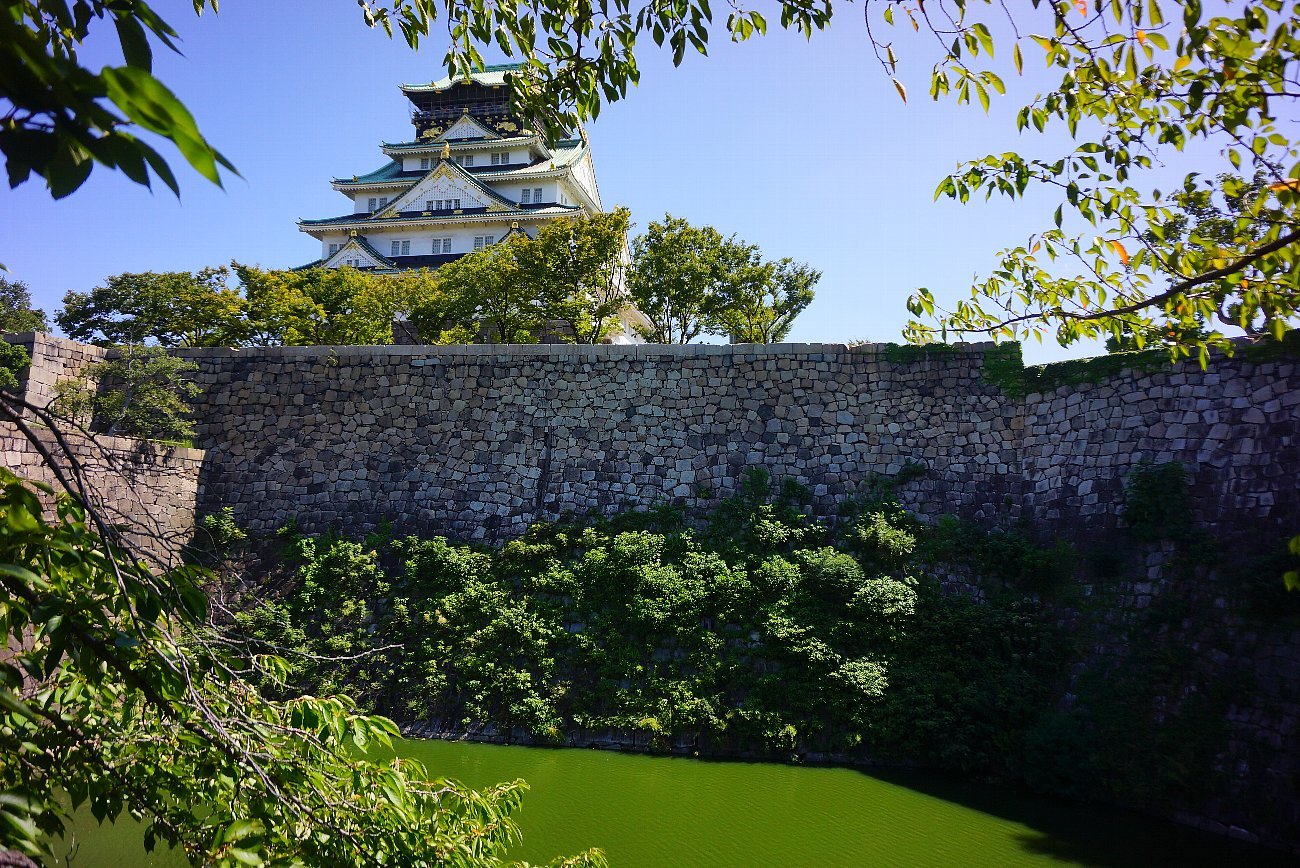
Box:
[516,209,633,344]
[0,277,49,333]
[0,463,603,866]
[240,480,920,754]
[58,268,245,347]
[50,344,200,441]
[709,254,820,344]
[234,263,418,347]
[198,506,248,553]
[2,0,233,197]
[49,210,819,348]
[416,235,541,343]
[0,340,32,391]
[886,1,1300,362]
[627,214,819,344]
[627,215,740,344]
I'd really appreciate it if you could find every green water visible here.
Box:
[63,739,1290,867]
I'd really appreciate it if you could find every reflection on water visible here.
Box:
[63,738,1291,867]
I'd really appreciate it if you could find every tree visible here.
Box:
[517,209,632,344]
[0,278,48,333]
[50,344,200,440]
[710,253,820,344]
[880,1,1300,362]
[390,267,478,344]
[57,268,244,347]
[428,237,543,344]
[234,264,403,346]
[628,215,733,344]
[0,397,605,864]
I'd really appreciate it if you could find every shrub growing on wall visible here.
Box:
[51,345,200,441]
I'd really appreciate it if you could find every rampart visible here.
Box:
[0,423,204,565]
[1,332,202,564]
[179,342,1026,538]
[158,340,1296,553]
[5,332,1294,554]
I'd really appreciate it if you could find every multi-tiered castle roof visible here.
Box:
[298,64,604,272]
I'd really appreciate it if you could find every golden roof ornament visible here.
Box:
[349,229,358,237]
[440,142,451,160]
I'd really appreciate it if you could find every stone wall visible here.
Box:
[176,342,1023,538]
[1,332,203,562]
[3,331,107,414]
[0,422,204,565]
[170,340,1296,554]
[1019,353,1298,547]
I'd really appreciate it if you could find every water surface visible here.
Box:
[64,738,1289,866]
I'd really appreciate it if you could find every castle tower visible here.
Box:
[298,64,607,272]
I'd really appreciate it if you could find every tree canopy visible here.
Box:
[50,344,200,440]
[58,268,244,347]
[882,1,1300,361]
[628,216,738,344]
[628,215,819,344]
[0,278,48,334]
[234,263,418,347]
[515,209,632,344]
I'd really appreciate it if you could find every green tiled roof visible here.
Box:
[331,161,417,185]
[300,214,370,226]
[354,236,396,267]
[402,62,526,93]
[299,203,582,227]
[381,134,536,150]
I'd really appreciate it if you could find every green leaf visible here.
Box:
[0,688,37,722]
[114,14,154,71]
[100,66,226,186]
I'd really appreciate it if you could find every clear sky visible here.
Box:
[2,1,1104,362]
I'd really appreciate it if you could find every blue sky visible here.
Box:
[2,2,1101,361]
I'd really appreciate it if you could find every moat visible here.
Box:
[67,739,1292,867]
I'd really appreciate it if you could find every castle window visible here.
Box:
[328,243,341,256]
[434,237,452,254]
[420,157,432,170]
[491,152,510,165]
[455,154,475,167]
[521,188,531,204]
[473,235,495,250]
[532,187,543,203]
[367,197,377,211]
[390,240,411,256]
